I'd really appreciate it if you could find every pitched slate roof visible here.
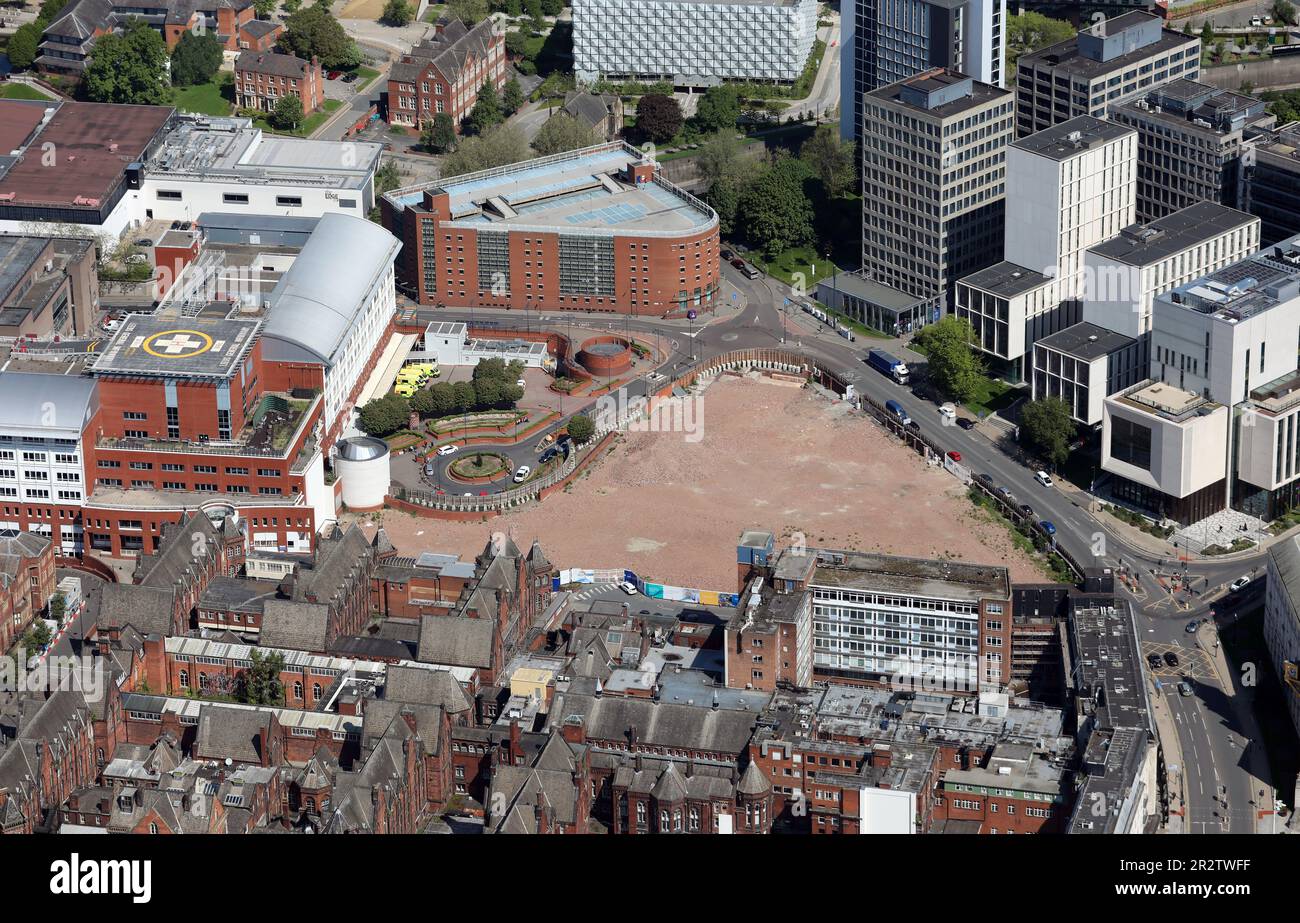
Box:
[193,704,269,765]
[97,584,175,637]
[259,598,330,652]
[737,760,772,795]
[383,664,472,715]
[416,616,495,669]
[548,693,760,755]
[236,50,314,79]
[390,18,497,87]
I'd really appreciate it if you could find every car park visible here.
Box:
[1035,470,1053,487]
[513,465,531,483]
[436,444,458,456]
[1163,651,1179,668]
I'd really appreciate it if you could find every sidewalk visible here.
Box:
[1148,678,1187,833]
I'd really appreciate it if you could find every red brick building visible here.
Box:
[0,691,100,834]
[380,141,721,317]
[386,18,506,131]
[0,530,55,655]
[235,51,325,117]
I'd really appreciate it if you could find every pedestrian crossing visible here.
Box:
[570,583,617,601]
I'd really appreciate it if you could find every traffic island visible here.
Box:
[447,452,510,484]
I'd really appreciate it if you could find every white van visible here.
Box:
[1035,470,1053,487]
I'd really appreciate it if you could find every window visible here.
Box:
[156,190,183,200]
[223,193,250,205]
[276,195,303,208]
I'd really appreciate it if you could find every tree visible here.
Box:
[280,2,361,69]
[170,30,224,87]
[441,124,530,177]
[6,20,46,71]
[736,154,814,257]
[635,93,683,143]
[49,593,67,625]
[705,173,745,236]
[1019,397,1076,468]
[1201,21,1215,45]
[566,414,595,444]
[913,315,985,403]
[505,29,530,57]
[254,0,279,17]
[799,122,855,200]
[1004,11,1076,73]
[541,0,564,14]
[22,619,53,661]
[357,393,410,437]
[532,112,597,155]
[471,358,525,408]
[451,380,477,412]
[448,0,490,25]
[272,94,305,130]
[525,0,544,29]
[465,80,503,135]
[693,85,740,134]
[382,0,413,24]
[242,649,286,706]
[375,157,403,195]
[422,112,458,153]
[1276,0,1297,25]
[84,20,170,105]
[696,130,745,186]
[39,0,70,19]
[502,75,525,115]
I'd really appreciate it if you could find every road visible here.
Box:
[1169,0,1279,27]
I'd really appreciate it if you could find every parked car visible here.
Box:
[938,403,956,421]
[1163,651,1180,668]
[720,248,734,261]
[957,417,975,431]
[906,419,920,432]
[516,378,527,388]
[328,69,343,79]
[1039,520,1057,537]
[436,444,458,456]
[1178,680,1194,697]
[513,465,531,483]
[996,486,1014,502]
[730,258,747,271]
[1229,575,1252,593]
[619,581,637,595]
[976,473,994,489]
[423,461,436,476]
[1018,504,1034,518]
[1035,470,1053,487]
[946,450,962,463]
[1147,653,1163,670]
[341,72,358,83]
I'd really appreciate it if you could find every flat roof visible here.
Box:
[816,271,927,310]
[958,260,1052,298]
[389,141,715,236]
[1165,232,1300,320]
[1089,202,1257,266]
[0,100,173,209]
[1114,379,1220,422]
[1013,115,1134,160]
[0,100,47,154]
[147,116,380,190]
[1019,27,1196,80]
[869,70,1010,119]
[809,549,1010,602]
[1036,322,1135,361]
[91,314,261,380]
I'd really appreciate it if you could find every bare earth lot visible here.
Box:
[353,374,1045,589]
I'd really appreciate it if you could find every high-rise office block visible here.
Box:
[954,116,1136,378]
[841,0,1005,143]
[861,69,1012,319]
[1239,122,1300,246]
[1110,80,1273,223]
[1015,11,1199,139]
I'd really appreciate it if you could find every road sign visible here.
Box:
[687,310,697,319]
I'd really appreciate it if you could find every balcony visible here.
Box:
[96,391,321,460]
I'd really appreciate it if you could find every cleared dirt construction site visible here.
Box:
[359,373,1046,588]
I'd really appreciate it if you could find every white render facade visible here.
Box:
[572,0,819,84]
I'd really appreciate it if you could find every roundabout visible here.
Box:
[447,452,511,483]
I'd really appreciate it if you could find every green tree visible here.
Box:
[425,382,458,417]
[532,111,597,154]
[448,0,490,25]
[280,2,361,69]
[49,593,67,624]
[441,124,530,177]
[382,0,413,24]
[505,29,530,57]
[40,0,69,18]
[693,85,740,134]
[736,154,814,257]
[22,620,53,660]
[272,94,305,130]
[566,414,595,444]
[525,0,544,29]
[914,315,985,403]
[1201,21,1215,45]
[242,649,287,705]
[375,157,403,194]
[451,380,476,412]
[6,20,46,71]
[635,93,683,143]
[254,0,279,17]
[465,79,503,134]
[799,122,855,200]
[422,112,458,153]
[1004,11,1076,73]
[705,173,745,236]
[170,30,224,87]
[502,75,525,115]
[1019,396,1076,468]
[1275,0,1296,25]
[541,0,564,14]
[84,20,170,105]
[357,393,410,436]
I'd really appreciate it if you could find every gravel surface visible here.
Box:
[352,373,1047,589]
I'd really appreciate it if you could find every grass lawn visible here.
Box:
[254,98,344,136]
[351,65,381,92]
[0,83,54,100]
[423,2,448,22]
[171,75,234,116]
[962,375,1020,418]
[750,245,835,289]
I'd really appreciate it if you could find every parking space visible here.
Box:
[1141,640,1217,681]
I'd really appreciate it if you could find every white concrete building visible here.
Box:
[572,0,819,84]
[1083,202,1260,340]
[954,116,1137,378]
[414,321,553,370]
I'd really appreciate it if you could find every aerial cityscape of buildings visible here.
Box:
[0,0,1290,880]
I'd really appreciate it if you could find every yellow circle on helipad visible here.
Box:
[142,329,213,359]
